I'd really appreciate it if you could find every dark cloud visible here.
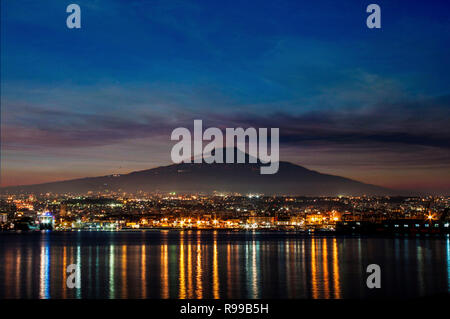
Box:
[3,105,174,149]
[219,96,450,150]
[3,96,450,153]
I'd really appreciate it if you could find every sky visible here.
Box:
[1,0,449,194]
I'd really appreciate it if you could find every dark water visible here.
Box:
[0,230,449,299]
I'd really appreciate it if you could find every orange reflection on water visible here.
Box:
[121,245,127,298]
[311,238,318,299]
[15,249,21,298]
[332,238,341,298]
[226,243,232,298]
[187,239,193,298]
[179,233,186,299]
[141,244,147,299]
[62,246,67,299]
[196,234,203,299]
[161,244,169,298]
[322,238,330,299]
[213,232,220,299]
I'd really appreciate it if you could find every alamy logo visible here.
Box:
[366,4,381,29]
[66,264,81,289]
[170,120,279,174]
[366,264,381,289]
[66,4,81,29]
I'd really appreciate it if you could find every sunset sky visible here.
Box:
[1,0,449,194]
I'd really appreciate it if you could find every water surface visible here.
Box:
[0,230,449,299]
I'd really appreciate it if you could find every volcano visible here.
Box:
[1,148,394,196]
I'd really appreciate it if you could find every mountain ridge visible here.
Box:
[0,148,397,196]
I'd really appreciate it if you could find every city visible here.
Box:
[1,193,448,234]
[1,0,449,309]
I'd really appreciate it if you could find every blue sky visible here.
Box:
[1,0,450,193]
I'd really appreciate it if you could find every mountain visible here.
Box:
[0,148,394,196]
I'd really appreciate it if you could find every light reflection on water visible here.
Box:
[39,242,50,299]
[0,231,449,299]
[448,238,450,291]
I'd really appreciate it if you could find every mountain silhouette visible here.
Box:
[0,148,394,196]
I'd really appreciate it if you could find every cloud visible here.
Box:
[224,95,450,150]
[2,104,173,149]
[3,94,449,153]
